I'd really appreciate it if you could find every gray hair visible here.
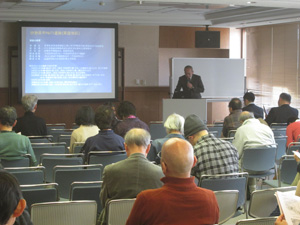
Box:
[239,111,254,123]
[164,113,185,134]
[21,95,38,112]
[124,128,151,148]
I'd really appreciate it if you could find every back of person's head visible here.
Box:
[164,113,185,134]
[243,92,255,102]
[229,98,242,110]
[184,114,207,138]
[0,170,26,225]
[21,95,38,112]
[117,101,136,119]
[95,105,114,130]
[75,106,95,126]
[124,128,150,149]
[239,111,254,123]
[0,106,17,127]
[279,93,291,103]
[161,138,195,178]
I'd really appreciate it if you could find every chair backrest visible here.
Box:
[88,151,127,168]
[5,166,45,185]
[21,183,58,213]
[220,137,234,143]
[29,135,53,143]
[272,128,286,137]
[32,143,67,164]
[46,123,66,135]
[236,217,277,225]
[241,145,277,172]
[54,164,102,199]
[58,135,72,147]
[228,130,237,137]
[149,121,167,140]
[199,172,248,210]
[70,181,103,214]
[278,155,298,186]
[207,125,223,138]
[41,153,84,182]
[31,200,97,225]
[274,136,287,163]
[0,154,31,167]
[270,123,287,129]
[72,142,85,153]
[287,142,300,155]
[248,186,296,218]
[48,129,73,142]
[214,190,239,224]
[107,199,136,225]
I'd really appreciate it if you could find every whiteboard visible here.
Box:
[171,58,245,98]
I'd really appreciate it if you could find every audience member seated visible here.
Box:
[242,92,264,119]
[0,106,37,166]
[0,170,29,225]
[286,116,300,147]
[184,114,239,181]
[13,95,47,136]
[126,138,219,225]
[222,98,243,137]
[81,105,124,163]
[147,113,185,164]
[69,106,99,153]
[265,92,298,126]
[233,111,275,193]
[114,101,149,138]
[103,102,120,130]
[97,128,164,225]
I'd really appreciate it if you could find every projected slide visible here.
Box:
[21,24,117,100]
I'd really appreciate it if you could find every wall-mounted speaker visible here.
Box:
[195,31,220,48]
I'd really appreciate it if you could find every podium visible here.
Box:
[163,99,230,123]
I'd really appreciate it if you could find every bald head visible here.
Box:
[161,138,196,178]
[239,111,254,123]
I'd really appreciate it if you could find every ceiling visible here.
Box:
[1,0,300,28]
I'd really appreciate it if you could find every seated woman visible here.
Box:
[286,116,300,147]
[69,106,99,153]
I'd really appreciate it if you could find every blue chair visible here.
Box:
[272,128,286,137]
[5,166,45,185]
[274,136,287,163]
[287,142,300,155]
[32,143,67,164]
[270,123,287,129]
[88,151,127,169]
[199,172,248,218]
[72,142,85,154]
[264,155,297,187]
[0,154,31,167]
[207,125,223,138]
[46,123,66,135]
[21,183,58,213]
[40,153,84,182]
[228,130,237,138]
[236,217,277,225]
[54,164,102,199]
[149,121,167,140]
[241,144,277,179]
[48,128,73,142]
[70,181,103,214]
[58,135,72,147]
[29,135,53,143]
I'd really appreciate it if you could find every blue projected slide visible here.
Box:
[21,24,117,100]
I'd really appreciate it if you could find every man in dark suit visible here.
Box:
[265,93,299,126]
[174,65,204,99]
[242,92,264,118]
[97,128,164,225]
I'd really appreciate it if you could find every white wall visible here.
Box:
[229,28,242,59]
[119,25,159,87]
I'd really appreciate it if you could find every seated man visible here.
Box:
[222,98,243,137]
[242,92,264,119]
[265,92,298,126]
[184,114,239,181]
[0,106,37,166]
[114,101,149,138]
[81,105,124,163]
[232,111,275,193]
[13,95,47,136]
[126,138,219,225]
[0,170,27,225]
[147,113,185,164]
[97,128,164,225]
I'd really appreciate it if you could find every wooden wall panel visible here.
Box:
[159,26,230,49]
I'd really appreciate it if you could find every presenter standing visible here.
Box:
[174,65,204,99]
